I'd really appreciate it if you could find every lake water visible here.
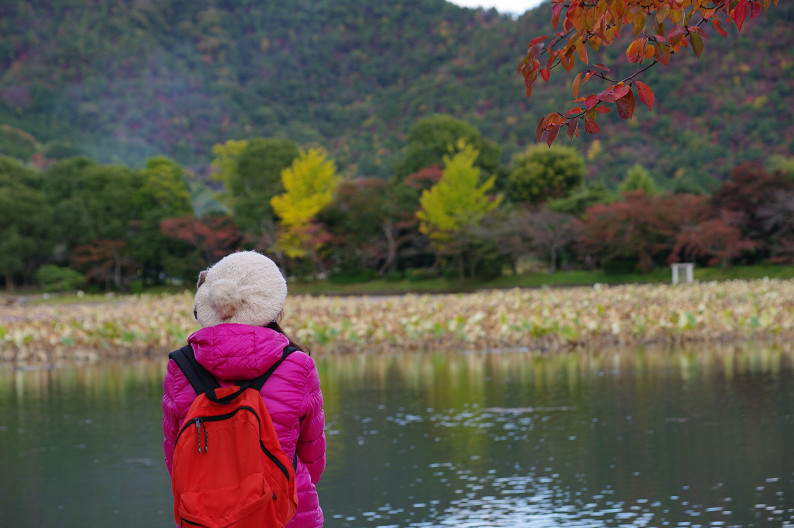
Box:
[1,346,793,527]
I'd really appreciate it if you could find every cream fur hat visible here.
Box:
[193,251,287,328]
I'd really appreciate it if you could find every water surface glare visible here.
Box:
[1,346,793,527]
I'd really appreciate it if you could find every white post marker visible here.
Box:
[671,263,694,285]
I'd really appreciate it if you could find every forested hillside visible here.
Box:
[1,0,792,189]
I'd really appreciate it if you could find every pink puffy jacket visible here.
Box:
[162,324,326,528]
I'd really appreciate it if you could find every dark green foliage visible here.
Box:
[328,269,375,284]
[1,0,789,185]
[35,265,86,292]
[506,145,585,204]
[395,114,501,179]
[229,138,299,233]
[406,268,439,282]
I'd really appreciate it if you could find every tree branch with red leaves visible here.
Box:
[518,0,779,146]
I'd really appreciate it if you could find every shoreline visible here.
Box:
[2,278,794,364]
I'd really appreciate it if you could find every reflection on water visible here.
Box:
[1,346,793,527]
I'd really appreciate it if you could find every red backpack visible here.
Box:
[168,344,299,528]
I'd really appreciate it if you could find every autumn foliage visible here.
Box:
[519,0,780,145]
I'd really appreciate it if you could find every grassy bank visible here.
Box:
[286,264,794,295]
[2,276,794,363]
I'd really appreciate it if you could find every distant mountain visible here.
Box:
[1,0,792,189]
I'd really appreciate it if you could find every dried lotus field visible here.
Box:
[2,279,794,363]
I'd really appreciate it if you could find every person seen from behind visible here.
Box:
[162,250,326,527]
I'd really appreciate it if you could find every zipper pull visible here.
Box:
[196,419,202,454]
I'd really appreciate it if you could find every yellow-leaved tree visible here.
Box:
[417,141,502,277]
[271,148,339,262]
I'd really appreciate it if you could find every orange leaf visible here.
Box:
[567,119,579,141]
[616,89,636,119]
[644,44,656,60]
[559,49,576,72]
[572,73,583,99]
[566,106,584,116]
[626,38,646,64]
[540,68,551,82]
[635,81,654,111]
[578,43,588,64]
[632,14,646,36]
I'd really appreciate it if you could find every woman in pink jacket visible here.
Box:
[162,251,326,528]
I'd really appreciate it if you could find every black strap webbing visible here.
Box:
[249,345,299,392]
[168,344,220,395]
[168,344,300,396]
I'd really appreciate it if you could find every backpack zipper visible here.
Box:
[177,406,290,481]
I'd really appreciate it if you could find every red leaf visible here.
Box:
[597,87,616,103]
[566,107,584,116]
[536,116,547,142]
[615,89,636,119]
[585,94,599,109]
[592,63,610,72]
[551,3,563,29]
[546,125,561,147]
[711,19,728,38]
[584,118,601,134]
[667,26,686,47]
[595,106,611,114]
[750,1,761,19]
[540,68,550,82]
[612,84,630,99]
[567,119,579,140]
[527,36,549,48]
[732,0,749,31]
[635,81,654,111]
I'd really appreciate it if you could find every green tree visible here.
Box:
[546,182,614,216]
[416,141,502,278]
[0,156,52,290]
[505,144,585,205]
[396,114,501,180]
[213,137,300,237]
[619,163,658,195]
[130,156,194,281]
[768,155,794,181]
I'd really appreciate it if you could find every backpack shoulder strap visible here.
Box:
[249,345,300,392]
[168,344,221,395]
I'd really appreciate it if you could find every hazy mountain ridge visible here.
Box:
[0,0,791,187]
